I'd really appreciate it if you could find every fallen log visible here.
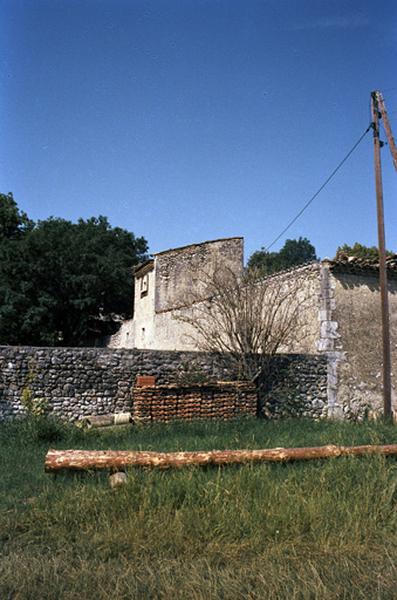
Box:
[45,443,397,472]
[82,413,132,429]
[83,415,114,428]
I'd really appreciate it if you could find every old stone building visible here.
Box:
[108,237,244,351]
[1,237,396,421]
[108,237,397,417]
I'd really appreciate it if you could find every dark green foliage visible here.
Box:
[0,195,148,345]
[1,418,397,599]
[248,237,317,276]
[0,192,34,239]
[24,415,70,444]
[335,241,393,260]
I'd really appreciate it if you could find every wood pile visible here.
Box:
[133,382,257,424]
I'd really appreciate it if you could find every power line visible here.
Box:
[264,124,372,252]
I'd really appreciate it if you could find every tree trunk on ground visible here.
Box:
[45,444,397,472]
[83,413,131,428]
[84,415,114,428]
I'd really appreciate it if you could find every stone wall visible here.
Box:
[108,237,244,351]
[262,355,328,419]
[154,237,244,313]
[0,347,228,421]
[0,346,327,422]
[331,271,397,419]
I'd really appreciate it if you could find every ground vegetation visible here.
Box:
[1,417,396,599]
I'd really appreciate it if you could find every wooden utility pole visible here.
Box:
[371,91,392,419]
[376,91,397,172]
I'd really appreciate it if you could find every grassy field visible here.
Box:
[1,416,397,599]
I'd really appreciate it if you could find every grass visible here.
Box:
[1,416,397,599]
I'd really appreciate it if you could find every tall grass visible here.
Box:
[1,417,397,599]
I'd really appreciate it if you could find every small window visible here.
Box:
[140,274,149,297]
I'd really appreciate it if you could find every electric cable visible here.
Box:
[264,124,372,252]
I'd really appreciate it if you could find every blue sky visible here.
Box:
[1,0,396,260]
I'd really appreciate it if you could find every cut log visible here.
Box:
[83,413,132,429]
[45,443,397,472]
[84,415,114,428]
[113,413,132,425]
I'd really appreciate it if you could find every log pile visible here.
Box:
[45,443,397,472]
[132,382,257,424]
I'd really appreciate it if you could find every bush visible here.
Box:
[20,388,48,417]
[18,415,68,444]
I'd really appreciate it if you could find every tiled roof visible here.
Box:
[134,259,154,277]
[326,254,397,278]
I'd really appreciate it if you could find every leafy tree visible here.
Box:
[248,237,317,276]
[335,242,392,260]
[0,192,33,239]
[0,197,148,346]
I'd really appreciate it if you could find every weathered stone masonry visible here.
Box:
[108,235,397,420]
[262,355,328,419]
[108,237,244,351]
[0,346,326,421]
[0,347,229,421]
[1,253,396,422]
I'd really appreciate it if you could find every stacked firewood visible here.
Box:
[133,382,257,424]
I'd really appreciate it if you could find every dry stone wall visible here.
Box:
[0,347,228,421]
[262,355,328,419]
[0,346,328,422]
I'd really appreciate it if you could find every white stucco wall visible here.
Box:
[133,267,156,348]
[108,267,156,349]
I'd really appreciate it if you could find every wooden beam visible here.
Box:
[45,444,397,472]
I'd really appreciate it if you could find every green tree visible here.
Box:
[335,242,392,260]
[248,237,317,276]
[0,198,148,346]
[0,192,33,239]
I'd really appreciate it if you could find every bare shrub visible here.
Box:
[176,264,316,383]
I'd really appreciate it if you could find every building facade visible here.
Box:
[108,237,244,350]
[108,237,397,418]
